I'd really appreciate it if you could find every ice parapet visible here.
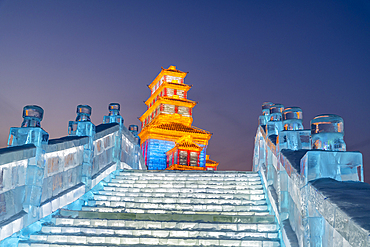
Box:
[266,103,284,136]
[8,105,49,147]
[103,103,124,126]
[68,105,95,137]
[311,114,346,151]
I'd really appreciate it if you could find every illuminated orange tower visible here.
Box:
[139,65,212,170]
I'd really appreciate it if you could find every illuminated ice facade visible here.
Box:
[254,102,367,246]
[139,66,215,170]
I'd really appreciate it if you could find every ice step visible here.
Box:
[120,170,259,177]
[60,209,275,224]
[116,175,261,182]
[39,225,279,239]
[80,207,270,216]
[52,217,278,232]
[87,200,268,211]
[97,190,266,200]
[103,185,264,195]
[113,177,262,185]
[92,194,266,205]
[22,234,280,246]
[108,180,263,190]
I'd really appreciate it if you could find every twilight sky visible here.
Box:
[0,1,370,182]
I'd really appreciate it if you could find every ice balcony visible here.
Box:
[255,102,367,246]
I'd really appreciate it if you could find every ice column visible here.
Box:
[311,114,346,151]
[103,103,124,125]
[8,105,49,147]
[283,107,303,131]
[68,105,96,190]
[7,105,49,225]
[129,125,140,145]
[278,107,308,151]
[103,103,124,169]
[258,102,273,126]
[266,104,284,136]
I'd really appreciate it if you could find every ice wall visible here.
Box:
[254,103,366,247]
[0,105,145,242]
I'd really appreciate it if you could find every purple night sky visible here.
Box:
[0,1,369,182]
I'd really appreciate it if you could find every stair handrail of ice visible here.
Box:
[253,110,367,246]
[0,122,145,241]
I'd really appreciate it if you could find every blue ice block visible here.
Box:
[8,105,49,147]
[258,102,273,125]
[103,103,124,126]
[311,114,346,151]
[128,125,140,145]
[68,105,95,137]
[266,104,284,136]
[279,130,311,151]
[283,107,304,131]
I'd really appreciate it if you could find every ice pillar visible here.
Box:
[103,103,124,125]
[8,105,49,147]
[266,104,284,136]
[68,105,96,191]
[103,103,124,169]
[129,125,140,145]
[7,105,49,225]
[258,102,273,126]
[311,114,346,151]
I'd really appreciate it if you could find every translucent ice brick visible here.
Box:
[258,102,274,126]
[103,103,124,126]
[311,114,346,151]
[283,107,303,131]
[266,104,284,136]
[8,105,49,147]
[128,125,140,145]
[68,105,95,137]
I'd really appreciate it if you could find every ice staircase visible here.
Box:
[18,170,280,247]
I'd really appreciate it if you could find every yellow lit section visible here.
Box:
[166,164,205,171]
[148,65,188,90]
[145,82,192,106]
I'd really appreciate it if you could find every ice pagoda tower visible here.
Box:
[139,65,213,170]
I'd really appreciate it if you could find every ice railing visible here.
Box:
[0,104,145,242]
[254,103,367,247]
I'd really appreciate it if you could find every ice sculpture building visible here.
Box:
[138,65,217,170]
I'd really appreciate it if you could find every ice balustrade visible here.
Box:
[0,104,145,242]
[254,102,366,247]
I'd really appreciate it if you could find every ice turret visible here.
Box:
[103,103,124,125]
[311,114,346,151]
[8,105,49,147]
[129,124,140,145]
[266,103,284,136]
[258,102,273,125]
[68,105,95,137]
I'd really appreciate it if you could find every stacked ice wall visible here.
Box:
[0,103,145,242]
[254,102,366,247]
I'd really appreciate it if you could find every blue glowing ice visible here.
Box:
[266,103,284,136]
[68,105,95,137]
[103,103,124,126]
[8,105,49,147]
[311,114,346,151]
